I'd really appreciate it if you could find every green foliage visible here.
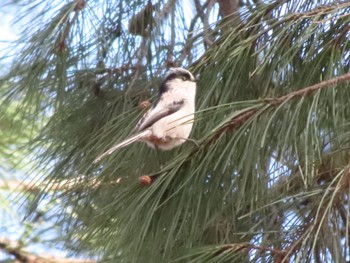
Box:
[0,86,40,173]
[2,0,350,262]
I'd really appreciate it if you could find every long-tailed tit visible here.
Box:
[93,67,197,163]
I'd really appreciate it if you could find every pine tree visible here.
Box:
[2,0,350,262]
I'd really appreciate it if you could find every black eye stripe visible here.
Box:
[184,73,191,80]
[165,72,191,82]
[165,73,178,82]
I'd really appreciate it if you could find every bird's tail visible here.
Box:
[93,130,150,163]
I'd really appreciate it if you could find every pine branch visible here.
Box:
[207,72,350,145]
[0,177,122,193]
[56,0,86,52]
[220,242,287,257]
[177,242,287,262]
[0,237,96,263]
[266,72,350,105]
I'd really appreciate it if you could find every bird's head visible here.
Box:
[164,67,197,83]
[159,67,197,95]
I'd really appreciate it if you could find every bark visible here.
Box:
[217,0,241,27]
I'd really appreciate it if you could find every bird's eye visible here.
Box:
[182,76,187,81]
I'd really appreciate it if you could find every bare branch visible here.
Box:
[217,0,241,26]
[0,237,96,263]
[194,0,214,47]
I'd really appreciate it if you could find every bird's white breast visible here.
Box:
[146,79,196,150]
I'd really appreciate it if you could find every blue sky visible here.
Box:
[0,4,20,71]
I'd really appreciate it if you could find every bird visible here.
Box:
[93,67,197,163]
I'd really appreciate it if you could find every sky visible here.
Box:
[0,3,20,71]
[0,3,71,260]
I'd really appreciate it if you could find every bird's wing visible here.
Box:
[134,99,185,132]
